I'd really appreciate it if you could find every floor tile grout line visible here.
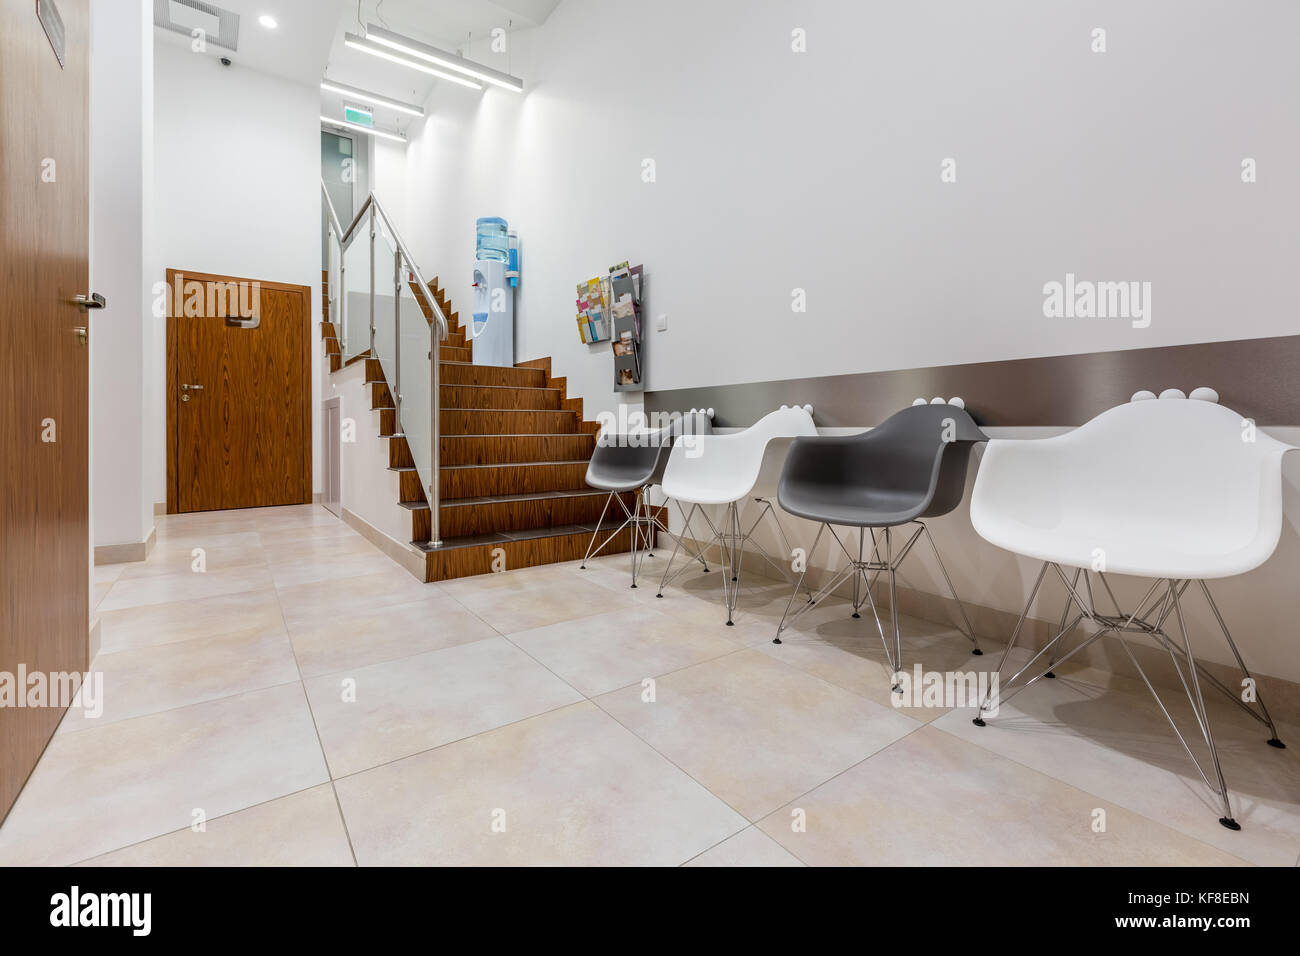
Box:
[676,824,803,868]
[923,719,1263,867]
[323,697,590,787]
[52,676,305,737]
[264,539,361,868]
[62,781,338,867]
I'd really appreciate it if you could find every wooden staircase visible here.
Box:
[320,270,640,582]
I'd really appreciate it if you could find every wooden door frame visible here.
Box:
[165,267,313,514]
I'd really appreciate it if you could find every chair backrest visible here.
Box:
[971,399,1294,570]
[861,403,987,517]
[662,405,816,504]
[587,410,713,490]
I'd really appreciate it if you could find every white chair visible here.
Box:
[969,397,1295,830]
[657,405,818,625]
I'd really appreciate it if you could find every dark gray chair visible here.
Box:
[579,410,713,587]
[772,403,987,686]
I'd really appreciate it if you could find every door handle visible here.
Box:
[75,292,107,311]
[74,326,88,346]
[181,383,204,403]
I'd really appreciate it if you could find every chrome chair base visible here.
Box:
[656,497,806,625]
[579,488,708,588]
[772,520,982,689]
[973,562,1285,831]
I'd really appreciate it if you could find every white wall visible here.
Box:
[153,40,323,496]
[89,0,154,551]
[398,0,1300,423]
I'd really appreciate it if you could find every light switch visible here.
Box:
[655,313,668,332]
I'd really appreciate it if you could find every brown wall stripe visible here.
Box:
[646,334,1300,428]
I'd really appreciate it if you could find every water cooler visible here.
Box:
[471,218,517,367]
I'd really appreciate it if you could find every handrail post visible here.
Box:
[429,286,441,548]
[392,248,404,437]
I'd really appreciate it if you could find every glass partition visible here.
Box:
[397,272,435,507]
[340,209,372,361]
[372,216,400,409]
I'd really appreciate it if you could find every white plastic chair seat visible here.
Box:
[661,406,817,506]
[970,400,1295,579]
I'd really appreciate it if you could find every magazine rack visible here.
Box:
[610,264,644,393]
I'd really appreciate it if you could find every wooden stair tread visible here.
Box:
[440,459,590,471]
[441,488,607,507]
[410,523,599,552]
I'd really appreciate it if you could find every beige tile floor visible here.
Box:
[5,504,1299,867]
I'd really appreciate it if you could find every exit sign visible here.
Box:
[343,105,373,127]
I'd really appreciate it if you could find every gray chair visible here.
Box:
[579,410,713,587]
[772,403,987,686]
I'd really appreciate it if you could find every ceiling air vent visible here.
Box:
[153,0,240,52]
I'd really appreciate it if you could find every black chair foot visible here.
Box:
[772,636,782,645]
[1044,671,1056,679]
[972,717,986,727]
[1219,817,1241,831]
[725,620,734,627]
[851,612,861,619]
[647,553,653,557]
[971,648,983,656]
[630,584,637,589]
[655,593,663,598]
[891,684,902,694]
[1267,737,1286,749]
[579,564,585,570]
[731,576,737,582]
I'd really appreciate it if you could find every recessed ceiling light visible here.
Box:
[258,14,277,29]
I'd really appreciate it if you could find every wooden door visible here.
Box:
[167,269,312,513]
[0,0,91,823]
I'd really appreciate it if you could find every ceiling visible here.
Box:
[154,0,561,138]
[320,0,560,137]
[154,0,342,85]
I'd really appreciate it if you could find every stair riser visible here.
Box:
[424,526,639,582]
[441,385,562,410]
[441,462,588,498]
[371,383,393,409]
[440,346,471,362]
[365,358,383,382]
[440,409,578,435]
[389,438,413,469]
[441,435,595,466]
[439,364,546,388]
[399,470,425,503]
[439,492,632,537]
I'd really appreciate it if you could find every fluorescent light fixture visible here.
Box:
[365,23,523,93]
[258,14,277,29]
[321,115,406,143]
[344,33,483,90]
[320,79,425,117]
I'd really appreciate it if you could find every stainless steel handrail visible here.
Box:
[322,179,447,549]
